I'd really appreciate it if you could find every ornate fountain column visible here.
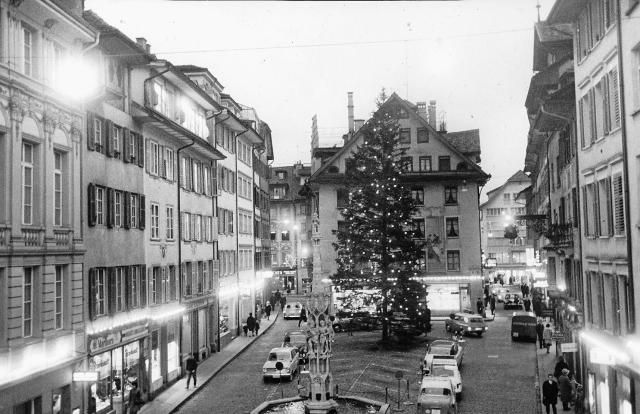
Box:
[303,293,338,414]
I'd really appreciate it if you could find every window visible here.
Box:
[399,128,411,144]
[54,265,63,330]
[198,262,204,293]
[204,216,212,242]
[446,217,459,238]
[503,193,511,202]
[95,268,106,317]
[23,26,33,77]
[417,128,429,143]
[270,231,276,240]
[438,156,451,171]
[337,188,350,208]
[150,203,160,239]
[130,194,138,228]
[96,187,105,226]
[23,267,34,337]
[22,142,34,225]
[53,151,63,226]
[94,117,103,149]
[412,219,425,238]
[130,133,138,162]
[113,125,122,155]
[114,191,122,227]
[192,161,201,193]
[276,170,287,179]
[608,68,621,131]
[183,212,191,241]
[419,156,432,172]
[411,187,424,205]
[150,141,159,175]
[281,231,290,241]
[115,267,125,312]
[194,214,202,241]
[612,174,625,235]
[446,251,461,271]
[165,147,175,180]
[130,266,139,309]
[444,186,458,205]
[598,178,613,236]
[401,156,413,171]
[166,206,174,240]
[203,166,211,196]
[150,267,160,304]
[272,185,287,199]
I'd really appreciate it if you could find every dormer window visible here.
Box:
[276,171,287,180]
[106,57,124,90]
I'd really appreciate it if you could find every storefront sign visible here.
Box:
[590,348,616,365]
[552,330,564,340]
[89,331,122,353]
[121,325,148,342]
[274,270,296,276]
[72,371,99,382]
[561,342,578,353]
[484,258,497,268]
[185,298,208,310]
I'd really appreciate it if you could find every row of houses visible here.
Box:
[0,1,273,413]
[524,0,639,412]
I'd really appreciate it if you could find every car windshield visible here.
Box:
[431,366,455,377]
[470,318,484,323]
[421,387,447,395]
[289,334,307,343]
[431,347,452,356]
[268,352,291,361]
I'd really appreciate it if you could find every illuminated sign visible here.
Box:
[534,280,549,288]
[561,342,578,353]
[73,371,99,382]
[484,258,497,268]
[589,348,615,365]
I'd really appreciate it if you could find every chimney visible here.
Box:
[145,44,151,54]
[428,100,437,129]
[347,92,354,133]
[417,101,427,117]
[136,37,147,50]
[354,119,364,131]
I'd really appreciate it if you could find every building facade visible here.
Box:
[309,93,490,316]
[269,162,313,295]
[480,171,533,285]
[0,1,94,412]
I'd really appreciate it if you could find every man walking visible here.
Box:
[536,319,545,349]
[476,297,484,316]
[542,374,559,414]
[185,353,198,390]
[489,294,496,316]
[246,313,256,337]
[298,307,307,327]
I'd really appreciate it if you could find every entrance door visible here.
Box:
[191,310,199,359]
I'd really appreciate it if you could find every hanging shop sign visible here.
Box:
[72,371,99,382]
[561,342,578,353]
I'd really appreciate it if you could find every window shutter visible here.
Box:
[123,128,131,163]
[124,266,131,311]
[107,267,116,315]
[88,183,96,227]
[606,177,614,236]
[582,187,589,236]
[145,139,151,173]
[189,158,194,191]
[87,112,95,151]
[609,68,620,129]
[140,265,147,308]
[106,187,115,228]
[137,134,144,168]
[139,195,146,230]
[589,90,596,144]
[123,191,131,229]
[160,145,166,178]
[233,172,237,194]
[105,120,113,157]
[613,174,625,235]
[88,268,96,320]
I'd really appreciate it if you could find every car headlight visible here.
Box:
[484,326,488,330]
[467,326,471,331]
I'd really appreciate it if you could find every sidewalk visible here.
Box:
[140,311,280,414]
[535,322,575,414]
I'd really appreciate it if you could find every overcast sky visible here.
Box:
[86,0,555,197]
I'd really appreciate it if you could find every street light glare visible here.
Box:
[55,55,100,101]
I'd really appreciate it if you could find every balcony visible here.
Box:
[53,228,73,246]
[22,228,44,246]
[543,222,573,249]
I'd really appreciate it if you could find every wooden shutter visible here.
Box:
[140,265,147,307]
[139,195,146,230]
[87,112,95,151]
[589,89,597,144]
[105,120,113,157]
[123,191,131,230]
[124,266,131,311]
[137,134,144,168]
[88,183,96,227]
[123,128,131,163]
[107,267,116,315]
[88,268,96,320]
[160,145,166,178]
[582,187,589,236]
[145,139,151,173]
[613,174,625,235]
[106,187,115,228]
[609,68,620,129]
[605,177,614,236]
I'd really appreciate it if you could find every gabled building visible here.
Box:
[309,93,490,315]
[479,171,532,284]
[0,1,96,411]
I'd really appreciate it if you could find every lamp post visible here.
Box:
[293,224,300,294]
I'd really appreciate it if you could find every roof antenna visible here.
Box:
[536,0,541,22]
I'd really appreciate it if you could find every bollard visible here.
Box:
[406,378,410,400]
[385,387,388,403]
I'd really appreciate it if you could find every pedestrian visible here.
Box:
[476,297,484,316]
[185,353,198,390]
[558,369,574,411]
[298,307,307,327]
[524,296,532,312]
[543,323,553,353]
[499,276,505,287]
[275,289,282,305]
[128,381,144,414]
[246,313,256,337]
[536,319,545,349]
[554,356,569,379]
[521,283,526,295]
[265,301,272,320]
[542,374,559,414]
[280,295,286,310]
[254,320,260,336]
[490,294,496,315]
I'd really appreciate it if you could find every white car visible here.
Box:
[423,340,464,369]
[262,347,299,381]
[283,302,303,319]
[417,376,458,414]
[426,359,462,400]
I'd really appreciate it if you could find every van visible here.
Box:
[510,311,537,342]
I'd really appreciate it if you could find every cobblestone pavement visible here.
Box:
[178,308,537,414]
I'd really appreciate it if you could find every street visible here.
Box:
[178,307,537,414]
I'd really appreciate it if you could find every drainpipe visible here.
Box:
[616,0,635,336]
[234,128,249,336]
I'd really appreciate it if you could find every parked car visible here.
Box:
[331,311,380,332]
[503,293,523,310]
[445,312,488,337]
[282,330,308,363]
[262,347,299,381]
[423,339,464,369]
[425,359,463,400]
[511,312,537,342]
[283,302,303,319]
[417,377,458,414]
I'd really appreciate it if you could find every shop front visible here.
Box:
[148,319,181,394]
[273,268,297,294]
[87,325,148,414]
[425,284,471,315]
[218,293,238,348]
[181,299,211,365]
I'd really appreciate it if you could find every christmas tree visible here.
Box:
[332,90,427,341]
